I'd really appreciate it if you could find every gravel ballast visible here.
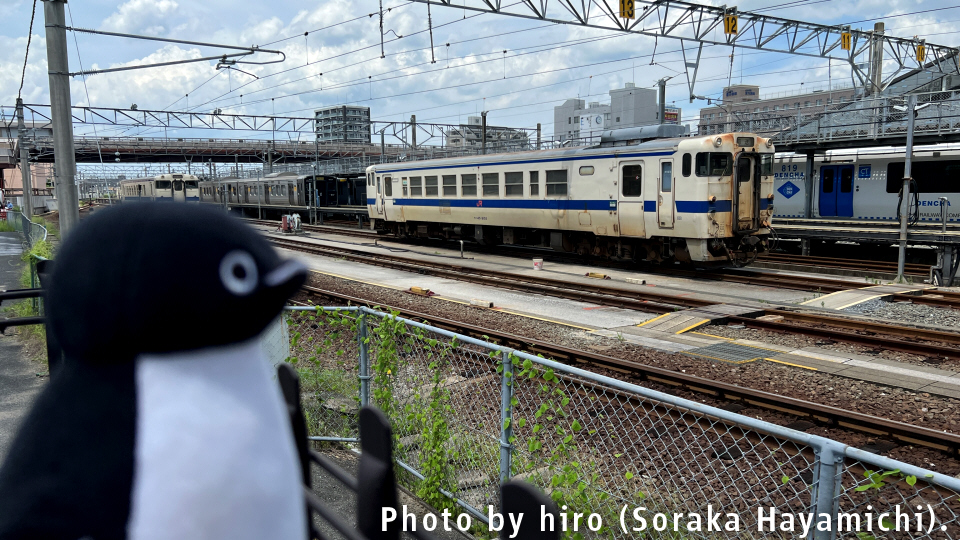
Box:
[297,272,960,474]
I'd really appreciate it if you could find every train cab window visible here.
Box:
[156,180,172,190]
[185,180,198,189]
[384,177,393,197]
[482,173,500,197]
[622,165,642,197]
[504,172,523,197]
[661,162,673,192]
[682,154,691,177]
[442,175,457,197]
[529,171,539,197]
[545,170,568,197]
[425,176,439,197]
[761,154,773,175]
[462,174,477,196]
[410,176,422,197]
[695,153,733,176]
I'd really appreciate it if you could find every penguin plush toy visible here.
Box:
[0,204,309,540]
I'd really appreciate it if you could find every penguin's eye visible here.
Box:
[219,250,258,296]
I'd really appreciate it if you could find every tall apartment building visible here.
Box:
[314,105,371,144]
[697,84,858,136]
[554,83,680,142]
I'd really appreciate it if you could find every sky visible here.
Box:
[1,0,959,145]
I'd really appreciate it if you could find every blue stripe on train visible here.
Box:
[372,198,742,213]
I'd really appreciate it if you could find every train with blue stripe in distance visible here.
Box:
[364,125,776,266]
[119,174,200,203]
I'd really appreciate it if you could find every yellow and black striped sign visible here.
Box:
[723,14,738,35]
[619,0,635,19]
[841,32,852,51]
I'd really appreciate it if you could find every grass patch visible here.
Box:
[6,239,55,366]
[0,220,15,233]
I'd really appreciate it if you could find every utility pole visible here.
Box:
[658,78,667,124]
[15,99,34,216]
[896,94,918,283]
[481,111,487,155]
[43,0,80,235]
[410,115,417,149]
[536,123,541,150]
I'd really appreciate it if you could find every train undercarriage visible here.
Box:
[375,221,769,267]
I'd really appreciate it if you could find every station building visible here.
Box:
[697,84,858,136]
[446,116,530,151]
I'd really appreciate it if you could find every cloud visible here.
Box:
[101,0,180,33]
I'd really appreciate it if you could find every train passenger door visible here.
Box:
[819,165,854,217]
[657,159,674,229]
[735,155,759,231]
[375,176,385,215]
[617,161,645,237]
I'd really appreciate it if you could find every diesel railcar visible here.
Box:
[365,126,776,266]
[119,174,200,202]
[773,142,960,223]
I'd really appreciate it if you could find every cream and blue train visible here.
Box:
[120,174,200,203]
[772,142,960,222]
[365,126,776,266]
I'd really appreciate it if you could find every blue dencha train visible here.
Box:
[772,142,960,223]
[364,126,776,266]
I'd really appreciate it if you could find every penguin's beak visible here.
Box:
[264,259,308,293]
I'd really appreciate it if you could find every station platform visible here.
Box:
[772,217,960,245]
[801,284,932,309]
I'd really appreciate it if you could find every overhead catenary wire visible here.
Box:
[17,0,38,100]
[66,3,105,167]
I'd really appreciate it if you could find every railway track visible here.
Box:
[270,236,960,360]
[297,284,960,457]
[760,253,930,277]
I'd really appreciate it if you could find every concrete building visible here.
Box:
[446,116,529,151]
[314,105,371,144]
[697,84,858,136]
[554,83,680,142]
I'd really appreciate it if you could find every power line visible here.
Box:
[18,0,38,100]
[842,5,960,26]
[259,2,414,47]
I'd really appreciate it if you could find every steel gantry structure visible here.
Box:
[406,0,960,99]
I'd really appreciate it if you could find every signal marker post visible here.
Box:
[723,13,738,35]
[841,32,852,51]
[619,0,635,19]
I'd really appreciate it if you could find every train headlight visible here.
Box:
[764,138,773,148]
[709,196,717,203]
[767,193,775,201]
[714,137,723,148]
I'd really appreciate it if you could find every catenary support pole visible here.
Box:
[481,111,487,155]
[802,151,815,255]
[15,99,34,216]
[43,0,80,235]
[897,94,918,282]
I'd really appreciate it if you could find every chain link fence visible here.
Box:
[284,306,960,539]
[6,209,47,250]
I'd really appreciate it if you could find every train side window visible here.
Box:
[661,162,673,192]
[410,176,422,197]
[482,173,500,197]
[385,177,393,197]
[821,169,834,193]
[887,160,960,193]
[682,154,691,177]
[425,176,439,197]
[695,152,733,176]
[461,174,477,196]
[442,175,457,197]
[696,153,708,176]
[529,171,539,197]
[504,172,523,197]
[546,170,567,197]
[761,154,773,175]
[622,165,642,197]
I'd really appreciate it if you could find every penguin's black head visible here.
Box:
[46,204,307,361]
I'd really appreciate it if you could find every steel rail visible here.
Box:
[298,285,960,457]
[271,236,960,360]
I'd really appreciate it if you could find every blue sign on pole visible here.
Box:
[858,165,872,179]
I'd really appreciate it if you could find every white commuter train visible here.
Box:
[119,174,201,203]
[772,142,960,223]
[365,126,776,266]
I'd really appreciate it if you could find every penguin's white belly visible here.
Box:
[127,339,306,540]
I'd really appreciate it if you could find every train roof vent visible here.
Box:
[599,124,689,147]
